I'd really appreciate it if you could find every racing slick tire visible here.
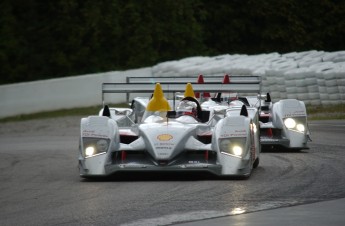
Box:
[253,157,260,169]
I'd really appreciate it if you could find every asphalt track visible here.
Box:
[0,118,345,226]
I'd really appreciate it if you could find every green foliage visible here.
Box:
[0,0,345,84]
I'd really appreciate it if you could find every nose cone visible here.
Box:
[146,83,171,111]
[184,83,195,98]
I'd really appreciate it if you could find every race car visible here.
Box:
[78,81,261,178]
[257,93,311,151]
[196,75,311,151]
[199,75,311,151]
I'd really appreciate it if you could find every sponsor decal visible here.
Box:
[157,134,173,141]
[250,126,255,162]
[156,147,172,150]
[284,110,306,117]
[251,145,255,162]
[82,130,108,138]
[220,130,247,138]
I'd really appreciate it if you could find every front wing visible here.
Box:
[79,149,253,178]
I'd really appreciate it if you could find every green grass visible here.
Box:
[0,103,344,123]
[307,104,345,120]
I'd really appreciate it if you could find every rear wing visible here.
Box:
[126,75,261,84]
[102,76,261,105]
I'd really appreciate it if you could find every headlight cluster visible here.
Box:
[83,138,110,158]
[283,117,306,133]
[219,137,246,158]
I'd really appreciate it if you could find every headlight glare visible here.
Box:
[232,145,243,156]
[219,138,246,158]
[284,118,296,129]
[83,138,110,158]
[85,146,95,157]
[296,124,305,132]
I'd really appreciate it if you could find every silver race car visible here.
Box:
[257,93,311,151]
[78,80,261,178]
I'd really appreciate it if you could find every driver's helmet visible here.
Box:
[177,100,197,117]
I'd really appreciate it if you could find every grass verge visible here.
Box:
[0,103,129,123]
[307,104,345,120]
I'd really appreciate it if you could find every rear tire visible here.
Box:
[253,157,260,168]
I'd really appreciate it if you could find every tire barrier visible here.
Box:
[153,50,345,105]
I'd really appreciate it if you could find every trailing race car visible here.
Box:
[78,80,261,178]
[201,76,311,151]
[257,93,311,151]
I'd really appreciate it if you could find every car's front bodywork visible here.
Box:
[260,98,310,151]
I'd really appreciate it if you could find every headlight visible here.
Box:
[283,117,307,133]
[96,139,109,152]
[219,139,231,153]
[232,145,243,156]
[296,124,305,132]
[83,138,110,158]
[219,137,246,158]
[85,146,95,157]
[284,118,296,129]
